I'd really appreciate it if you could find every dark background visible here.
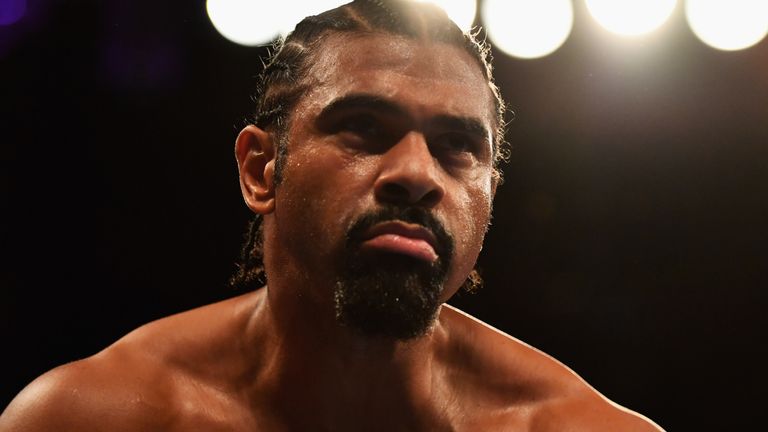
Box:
[2,1,766,429]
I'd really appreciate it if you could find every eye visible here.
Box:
[433,132,478,155]
[332,113,399,153]
[336,114,382,138]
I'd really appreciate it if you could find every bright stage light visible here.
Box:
[416,0,477,31]
[207,1,467,45]
[685,0,768,51]
[482,0,573,59]
[278,0,348,36]
[585,0,678,36]
[207,1,349,46]
[206,0,283,46]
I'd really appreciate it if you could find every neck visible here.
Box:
[244,284,451,430]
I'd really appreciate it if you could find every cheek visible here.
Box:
[459,199,492,261]
[443,181,493,294]
[274,148,374,257]
[454,177,494,244]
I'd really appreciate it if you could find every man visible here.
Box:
[1,1,663,430]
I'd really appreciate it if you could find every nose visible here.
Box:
[373,132,445,207]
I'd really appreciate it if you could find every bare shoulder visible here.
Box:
[0,342,175,432]
[531,391,665,432]
[439,305,664,432]
[0,291,261,432]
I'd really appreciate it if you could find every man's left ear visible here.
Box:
[235,125,276,215]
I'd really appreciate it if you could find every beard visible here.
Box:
[333,206,454,340]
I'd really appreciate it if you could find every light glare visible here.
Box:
[0,0,26,26]
[207,1,349,46]
[207,0,280,46]
[685,0,768,51]
[482,0,573,59]
[416,0,477,31]
[586,0,678,36]
[278,0,348,36]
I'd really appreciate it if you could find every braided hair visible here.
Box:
[230,0,507,291]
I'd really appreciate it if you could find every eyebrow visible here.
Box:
[316,93,407,120]
[316,93,491,143]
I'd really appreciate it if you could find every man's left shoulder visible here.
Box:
[439,306,664,431]
[532,390,665,432]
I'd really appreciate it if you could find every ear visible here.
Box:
[235,125,276,215]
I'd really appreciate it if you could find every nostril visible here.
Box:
[379,182,411,202]
[376,180,444,207]
[420,189,442,207]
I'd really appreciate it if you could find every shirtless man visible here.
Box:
[1,1,664,430]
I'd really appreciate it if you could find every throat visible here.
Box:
[258,300,449,429]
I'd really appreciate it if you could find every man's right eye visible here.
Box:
[337,114,381,137]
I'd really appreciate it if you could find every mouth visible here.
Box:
[360,221,439,263]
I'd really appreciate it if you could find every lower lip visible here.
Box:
[361,234,438,263]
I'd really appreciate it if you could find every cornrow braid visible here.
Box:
[230,0,507,292]
[230,214,266,289]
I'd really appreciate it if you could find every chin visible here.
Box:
[333,254,446,340]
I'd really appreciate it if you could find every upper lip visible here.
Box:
[362,220,439,251]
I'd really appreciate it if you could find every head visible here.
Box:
[233,0,507,339]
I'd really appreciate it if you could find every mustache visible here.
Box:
[345,205,454,260]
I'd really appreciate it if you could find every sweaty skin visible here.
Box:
[1,34,664,432]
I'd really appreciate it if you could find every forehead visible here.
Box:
[295,33,495,128]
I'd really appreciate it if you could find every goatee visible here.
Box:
[334,206,454,340]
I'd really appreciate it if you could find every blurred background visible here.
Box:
[2,0,766,429]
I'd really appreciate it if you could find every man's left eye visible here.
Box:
[433,133,475,154]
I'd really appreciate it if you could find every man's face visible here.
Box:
[268,33,497,338]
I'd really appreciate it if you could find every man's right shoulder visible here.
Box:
[0,291,262,432]
[0,343,176,432]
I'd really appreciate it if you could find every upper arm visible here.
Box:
[1,364,102,432]
[0,358,173,432]
[532,391,665,432]
[574,403,665,432]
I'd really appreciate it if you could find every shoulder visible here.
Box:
[0,347,175,432]
[0,291,261,432]
[438,305,665,432]
[530,391,665,432]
